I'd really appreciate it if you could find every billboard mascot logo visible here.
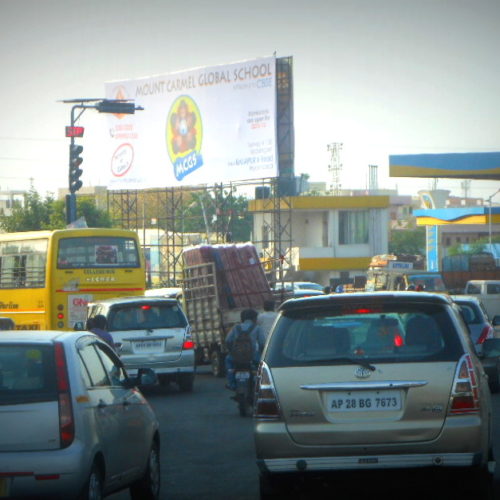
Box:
[166,96,203,181]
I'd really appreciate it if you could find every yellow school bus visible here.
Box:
[0,228,145,330]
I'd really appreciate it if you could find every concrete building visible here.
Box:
[249,194,390,288]
[0,190,26,217]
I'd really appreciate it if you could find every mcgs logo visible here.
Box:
[166,95,204,181]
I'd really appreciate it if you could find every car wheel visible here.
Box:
[454,467,494,500]
[211,350,225,377]
[259,473,276,499]
[130,442,161,500]
[259,473,295,499]
[178,373,194,392]
[79,462,103,500]
[237,393,247,416]
[473,468,494,500]
[490,366,500,393]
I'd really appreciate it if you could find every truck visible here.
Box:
[441,253,499,294]
[181,243,273,377]
[365,254,447,292]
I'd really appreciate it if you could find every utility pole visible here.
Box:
[61,98,143,224]
[488,188,500,248]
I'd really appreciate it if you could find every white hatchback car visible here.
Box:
[0,330,160,500]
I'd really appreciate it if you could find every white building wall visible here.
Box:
[252,207,388,261]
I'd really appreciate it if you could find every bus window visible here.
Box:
[0,239,47,289]
[58,237,140,269]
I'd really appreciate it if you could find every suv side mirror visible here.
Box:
[481,338,500,358]
[73,321,85,331]
[492,316,500,327]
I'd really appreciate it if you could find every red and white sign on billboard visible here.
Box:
[103,56,278,189]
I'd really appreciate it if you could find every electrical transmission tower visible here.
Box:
[461,180,471,199]
[368,164,379,192]
[327,143,343,195]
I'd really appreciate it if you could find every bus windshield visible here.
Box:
[57,237,140,269]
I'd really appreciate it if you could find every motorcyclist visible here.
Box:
[225,308,266,391]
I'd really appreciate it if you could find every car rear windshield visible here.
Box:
[108,303,188,331]
[0,344,57,405]
[266,302,464,367]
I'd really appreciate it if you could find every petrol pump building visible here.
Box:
[390,152,500,271]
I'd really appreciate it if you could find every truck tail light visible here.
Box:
[254,362,282,420]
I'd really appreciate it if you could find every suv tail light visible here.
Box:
[54,342,75,448]
[449,354,480,415]
[477,325,494,344]
[182,340,195,350]
[254,362,282,420]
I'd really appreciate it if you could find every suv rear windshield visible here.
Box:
[266,302,464,367]
[107,303,188,331]
[0,344,56,405]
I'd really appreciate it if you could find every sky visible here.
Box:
[1,0,500,201]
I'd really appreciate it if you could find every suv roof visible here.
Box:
[279,290,453,311]
[88,296,179,307]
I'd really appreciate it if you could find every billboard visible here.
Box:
[389,152,500,180]
[104,56,278,189]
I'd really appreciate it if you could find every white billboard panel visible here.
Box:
[104,56,277,189]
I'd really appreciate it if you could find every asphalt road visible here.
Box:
[110,365,500,500]
[109,365,257,500]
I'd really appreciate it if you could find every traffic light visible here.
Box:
[69,144,83,193]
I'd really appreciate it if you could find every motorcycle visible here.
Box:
[234,364,254,417]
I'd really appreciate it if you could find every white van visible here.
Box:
[464,280,500,320]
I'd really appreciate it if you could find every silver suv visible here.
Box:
[87,296,195,392]
[0,330,160,499]
[254,291,494,498]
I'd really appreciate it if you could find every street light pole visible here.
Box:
[487,188,500,248]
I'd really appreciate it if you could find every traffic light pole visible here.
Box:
[62,98,143,225]
[65,104,83,224]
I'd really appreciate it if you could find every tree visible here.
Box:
[447,236,500,256]
[176,190,252,242]
[0,187,56,232]
[388,227,426,255]
[0,189,113,232]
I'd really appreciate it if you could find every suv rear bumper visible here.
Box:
[127,365,194,376]
[257,452,480,474]
[254,415,489,473]
[122,350,195,376]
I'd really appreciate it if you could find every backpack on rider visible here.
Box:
[230,324,254,369]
